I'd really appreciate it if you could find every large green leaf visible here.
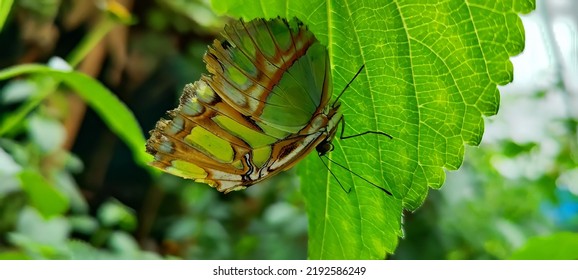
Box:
[213,0,535,259]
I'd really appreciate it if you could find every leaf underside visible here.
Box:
[212,0,535,259]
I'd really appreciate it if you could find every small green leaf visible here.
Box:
[97,199,137,231]
[18,170,69,219]
[510,232,578,260]
[0,64,154,169]
[13,207,70,248]
[68,215,99,235]
[27,114,66,153]
[0,0,13,31]
[108,231,140,254]
[52,169,89,214]
[0,80,37,104]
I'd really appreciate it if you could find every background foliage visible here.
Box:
[0,0,576,260]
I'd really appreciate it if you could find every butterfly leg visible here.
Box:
[318,155,352,194]
[338,116,393,141]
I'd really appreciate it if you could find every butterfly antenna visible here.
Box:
[331,65,365,108]
[324,156,393,196]
[318,155,351,194]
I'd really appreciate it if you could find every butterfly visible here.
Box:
[146,17,392,195]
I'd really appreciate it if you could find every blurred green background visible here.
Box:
[0,0,577,259]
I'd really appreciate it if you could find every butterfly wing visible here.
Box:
[146,18,334,192]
